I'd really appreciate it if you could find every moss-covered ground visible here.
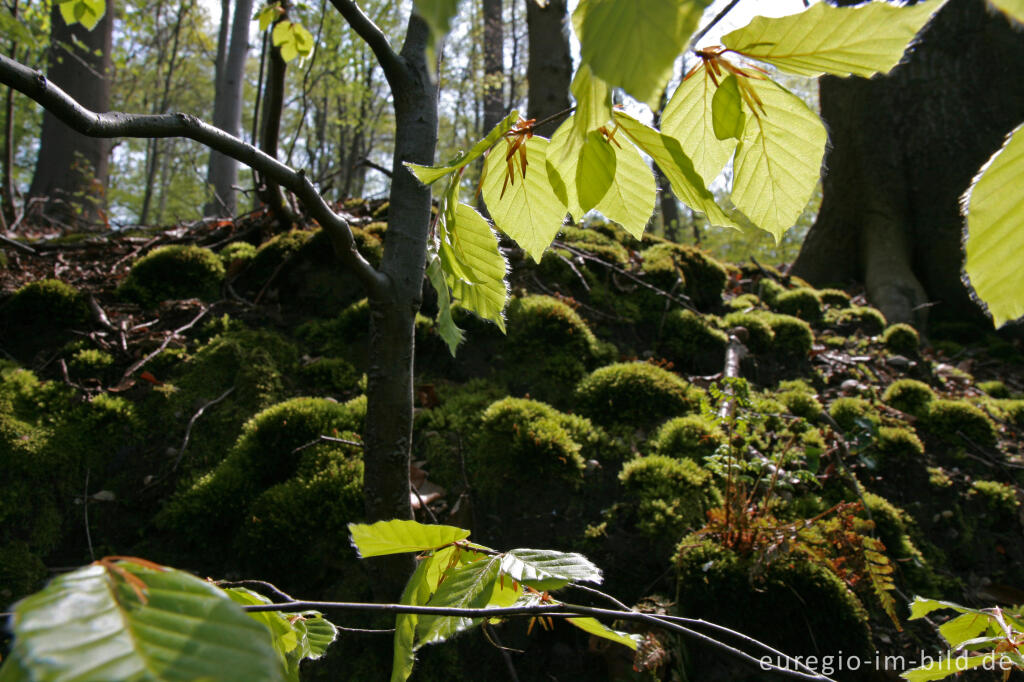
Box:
[2,208,1023,681]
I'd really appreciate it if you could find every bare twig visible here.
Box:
[689,0,743,50]
[0,231,34,253]
[172,386,236,470]
[291,434,364,455]
[115,304,211,387]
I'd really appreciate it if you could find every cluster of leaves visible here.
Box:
[408,0,947,351]
[901,597,1024,681]
[258,2,315,63]
[0,557,337,681]
[348,519,640,682]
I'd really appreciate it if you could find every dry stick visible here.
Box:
[115,304,211,387]
[410,482,439,524]
[172,386,236,470]
[291,434,364,455]
[88,294,115,331]
[718,334,748,420]
[481,621,522,682]
[242,600,834,682]
[0,232,34,253]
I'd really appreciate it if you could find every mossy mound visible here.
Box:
[882,379,935,416]
[504,295,608,405]
[219,241,257,268]
[618,454,721,539]
[639,242,727,311]
[120,245,224,306]
[828,397,877,432]
[825,305,887,335]
[721,311,774,354]
[574,362,700,431]
[882,323,920,355]
[156,395,365,562]
[649,414,725,462]
[921,399,997,449]
[0,279,89,360]
[659,309,728,374]
[773,287,822,322]
[762,312,814,359]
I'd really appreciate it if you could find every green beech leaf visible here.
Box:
[570,64,613,139]
[4,559,285,682]
[546,118,585,219]
[594,134,657,240]
[901,653,1006,681]
[257,5,279,32]
[577,131,617,213]
[426,255,465,355]
[963,123,1024,327]
[416,556,502,645]
[58,0,105,29]
[661,62,738,185]
[722,0,944,78]
[613,111,738,230]
[272,20,314,62]
[566,617,641,650]
[907,596,979,620]
[349,519,470,557]
[938,612,992,648]
[443,203,509,331]
[574,0,711,107]
[731,77,826,241]
[711,75,745,141]
[990,0,1024,23]
[482,136,568,262]
[501,549,603,584]
[407,111,519,186]
[391,549,453,682]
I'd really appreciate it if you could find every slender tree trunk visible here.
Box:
[525,0,571,137]
[1,0,18,227]
[256,26,297,227]
[29,0,114,227]
[360,13,439,594]
[482,0,503,131]
[791,0,1024,329]
[652,87,681,240]
[205,0,254,217]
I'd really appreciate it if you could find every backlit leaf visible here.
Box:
[938,612,992,649]
[444,203,509,331]
[593,134,657,240]
[546,117,585,219]
[566,617,641,650]
[577,131,617,213]
[661,62,738,185]
[571,64,613,140]
[427,254,465,355]
[390,549,451,682]
[963,123,1024,327]
[349,519,470,557]
[613,111,738,230]
[501,549,603,584]
[907,595,979,620]
[407,111,519,186]
[722,0,944,78]
[58,0,105,30]
[901,654,1006,681]
[272,20,315,63]
[574,0,711,107]
[3,559,284,682]
[731,77,826,241]
[416,556,502,645]
[482,136,568,262]
[711,75,745,141]
[989,0,1024,24]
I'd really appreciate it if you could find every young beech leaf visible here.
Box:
[577,130,617,213]
[416,556,503,646]
[901,653,1008,682]
[481,136,568,262]
[722,0,946,79]
[613,111,738,230]
[501,548,603,584]
[661,62,739,185]
[444,203,509,332]
[426,255,465,355]
[546,117,586,220]
[58,0,105,30]
[730,77,826,242]
[391,549,453,682]
[963,123,1024,327]
[574,0,711,107]
[407,111,519,186]
[989,0,1024,24]
[711,75,745,141]
[348,519,471,557]
[3,560,285,682]
[570,64,613,141]
[566,617,641,651]
[257,5,280,33]
[272,20,314,62]
[937,612,992,649]
[593,134,657,240]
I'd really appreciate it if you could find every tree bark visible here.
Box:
[792,0,1024,329]
[525,0,571,137]
[482,0,504,132]
[1,0,18,228]
[28,0,114,227]
[256,30,297,228]
[205,0,255,217]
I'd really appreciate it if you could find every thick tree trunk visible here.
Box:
[360,14,439,594]
[204,0,254,217]
[29,0,114,226]
[482,0,504,132]
[792,0,1024,328]
[525,0,571,137]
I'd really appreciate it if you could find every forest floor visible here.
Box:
[2,206,1023,681]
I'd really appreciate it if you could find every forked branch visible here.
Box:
[0,53,385,295]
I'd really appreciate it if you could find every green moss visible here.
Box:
[675,538,872,666]
[157,396,364,556]
[996,399,1024,426]
[472,398,600,501]
[778,389,822,420]
[828,397,875,432]
[721,311,774,354]
[874,425,925,460]
[967,480,1019,517]
[922,399,997,448]
[504,295,605,405]
[774,287,823,322]
[649,414,726,462]
[882,379,935,416]
[660,310,728,374]
[818,288,851,307]
[882,323,920,355]
[825,305,887,335]
[724,293,761,312]
[618,455,722,537]
[558,226,630,265]
[927,466,953,488]
[861,492,933,592]
[756,277,786,306]
[978,380,1010,399]
[764,313,814,358]
[350,226,384,268]
[1,279,89,358]
[363,221,387,241]
[575,362,696,430]
[297,357,362,397]
[220,241,257,267]
[69,348,115,379]
[640,242,727,310]
[120,245,224,306]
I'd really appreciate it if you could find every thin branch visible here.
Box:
[291,434,364,455]
[328,0,405,91]
[172,386,236,470]
[689,0,743,50]
[0,53,384,296]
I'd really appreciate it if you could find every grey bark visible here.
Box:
[792,0,1024,328]
[525,0,571,137]
[482,0,504,132]
[204,0,254,217]
[1,0,18,227]
[256,24,297,227]
[28,0,114,226]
